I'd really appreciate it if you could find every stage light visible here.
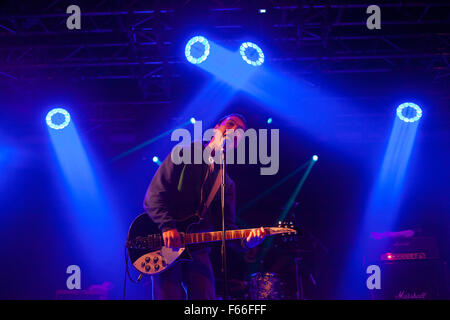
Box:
[312,155,318,162]
[396,102,422,123]
[239,42,264,66]
[152,156,162,166]
[185,36,210,64]
[259,9,266,13]
[46,108,71,130]
[190,117,196,124]
[267,117,273,124]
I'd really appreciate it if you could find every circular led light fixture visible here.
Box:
[46,108,71,130]
[396,102,422,123]
[185,36,210,64]
[239,42,264,66]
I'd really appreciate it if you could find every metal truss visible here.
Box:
[0,0,449,99]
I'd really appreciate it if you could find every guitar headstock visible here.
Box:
[276,220,298,242]
[277,220,296,231]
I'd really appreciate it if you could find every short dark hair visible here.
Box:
[216,113,248,130]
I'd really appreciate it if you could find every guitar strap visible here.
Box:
[198,165,223,220]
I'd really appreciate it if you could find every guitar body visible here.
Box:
[127,213,199,276]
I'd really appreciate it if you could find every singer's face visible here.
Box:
[214,116,246,150]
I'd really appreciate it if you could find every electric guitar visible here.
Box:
[126,213,297,276]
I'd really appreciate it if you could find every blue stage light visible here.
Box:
[239,42,264,66]
[312,155,318,162]
[152,156,162,166]
[396,102,422,123]
[190,117,196,124]
[185,36,210,64]
[267,117,273,124]
[259,9,267,13]
[46,108,71,130]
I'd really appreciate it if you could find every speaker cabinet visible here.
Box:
[370,260,448,300]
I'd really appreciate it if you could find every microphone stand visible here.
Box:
[220,146,228,300]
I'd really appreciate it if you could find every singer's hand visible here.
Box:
[162,228,181,251]
[245,227,267,249]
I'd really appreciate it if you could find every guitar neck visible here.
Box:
[127,225,295,250]
[184,228,271,245]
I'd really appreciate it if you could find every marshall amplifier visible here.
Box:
[366,236,448,300]
[370,259,448,300]
[367,236,440,262]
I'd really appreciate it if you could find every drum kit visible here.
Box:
[249,272,284,300]
[217,206,328,300]
[221,255,311,300]
[218,223,320,300]
[216,272,285,300]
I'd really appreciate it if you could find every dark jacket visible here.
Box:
[143,142,240,237]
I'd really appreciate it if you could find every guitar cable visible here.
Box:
[123,225,144,300]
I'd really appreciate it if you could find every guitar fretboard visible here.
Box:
[184,228,266,245]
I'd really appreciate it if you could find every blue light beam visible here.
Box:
[47,114,123,280]
[340,104,422,299]
[365,110,421,231]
